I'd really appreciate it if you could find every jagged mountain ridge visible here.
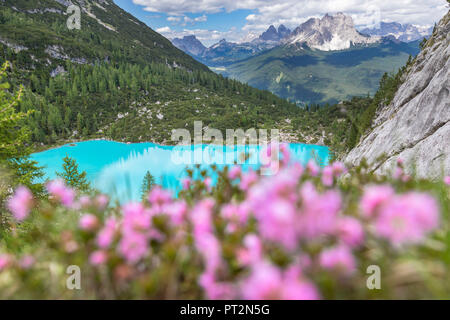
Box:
[172,35,207,56]
[285,13,380,51]
[345,11,450,179]
[361,22,433,42]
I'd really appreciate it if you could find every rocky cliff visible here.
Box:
[345,12,450,179]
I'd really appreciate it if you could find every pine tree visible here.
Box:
[141,171,156,199]
[56,156,90,192]
[0,62,44,196]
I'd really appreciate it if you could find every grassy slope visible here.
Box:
[223,40,420,105]
[0,0,302,144]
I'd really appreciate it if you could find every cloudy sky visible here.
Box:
[114,0,449,46]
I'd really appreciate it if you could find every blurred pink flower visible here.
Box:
[46,180,75,207]
[375,192,439,246]
[306,160,320,177]
[321,166,334,187]
[228,165,241,180]
[199,272,235,300]
[89,250,108,266]
[444,176,450,186]
[360,185,395,218]
[118,231,148,263]
[79,214,99,231]
[241,262,319,300]
[8,186,33,221]
[78,196,91,209]
[19,255,35,270]
[148,187,172,209]
[204,177,212,192]
[164,200,187,226]
[181,178,191,190]
[298,183,341,239]
[239,170,258,191]
[122,202,151,233]
[0,254,12,272]
[191,199,215,237]
[319,245,356,274]
[256,199,298,250]
[331,161,346,177]
[94,194,109,210]
[237,234,262,266]
[337,217,364,248]
[97,217,118,249]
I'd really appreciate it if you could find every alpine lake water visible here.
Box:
[31,140,330,203]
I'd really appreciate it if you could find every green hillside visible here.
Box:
[0,0,301,145]
[222,40,420,105]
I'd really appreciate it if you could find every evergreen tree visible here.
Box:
[141,171,156,199]
[0,62,44,196]
[56,156,90,192]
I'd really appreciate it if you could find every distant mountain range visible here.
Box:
[360,22,433,42]
[171,13,423,105]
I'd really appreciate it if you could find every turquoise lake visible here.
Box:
[31,140,329,203]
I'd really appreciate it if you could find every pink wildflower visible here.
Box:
[321,166,334,187]
[331,161,346,177]
[97,217,118,249]
[8,186,33,221]
[191,199,215,237]
[360,185,395,218]
[375,192,439,246]
[46,180,75,207]
[122,202,151,233]
[164,200,187,226]
[94,194,109,210]
[337,217,364,248]
[239,170,258,191]
[298,183,341,239]
[148,187,172,209]
[118,231,148,263]
[79,214,99,231]
[319,245,356,274]
[0,254,12,272]
[237,234,262,266]
[204,177,212,192]
[199,272,235,300]
[89,250,108,266]
[444,176,450,186]
[306,160,320,177]
[19,255,35,270]
[78,196,91,209]
[241,262,319,300]
[181,177,191,190]
[228,165,241,180]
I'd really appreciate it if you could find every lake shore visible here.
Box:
[32,136,328,154]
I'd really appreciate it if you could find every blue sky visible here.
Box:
[113,0,449,46]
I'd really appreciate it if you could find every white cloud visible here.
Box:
[143,0,448,47]
[167,16,181,23]
[156,26,172,33]
[133,0,448,30]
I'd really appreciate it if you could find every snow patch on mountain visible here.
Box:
[286,13,380,51]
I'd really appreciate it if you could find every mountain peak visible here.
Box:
[172,35,206,57]
[259,24,292,42]
[287,13,380,51]
[360,22,433,42]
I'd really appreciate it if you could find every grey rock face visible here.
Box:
[172,35,206,57]
[286,13,380,51]
[345,12,450,180]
